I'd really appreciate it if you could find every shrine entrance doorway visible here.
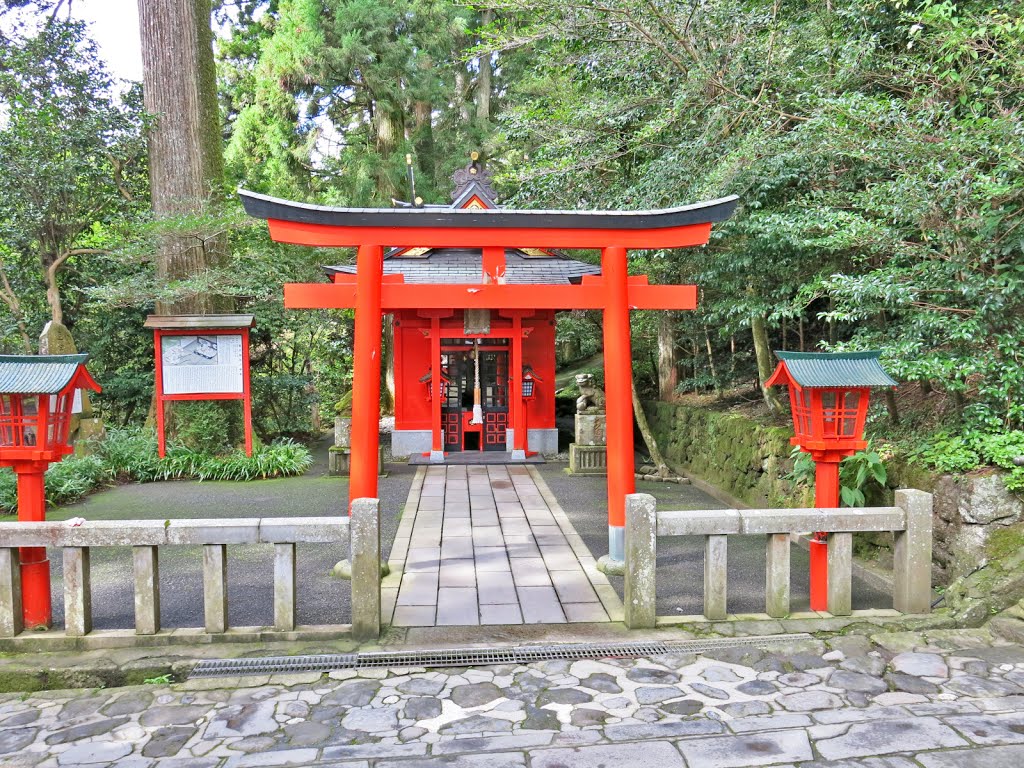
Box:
[441,338,509,453]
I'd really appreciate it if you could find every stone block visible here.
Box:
[569,444,607,475]
[167,519,261,545]
[894,489,933,614]
[334,416,352,448]
[574,414,606,446]
[0,548,23,638]
[203,544,228,633]
[259,517,349,544]
[274,543,296,632]
[766,533,791,618]
[740,507,904,534]
[624,493,656,629]
[658,508,740,536]
[329,446,384,476]
[351,497,381,641]
[827,531,853,616]
[63,547,92,636]
[132,546,160,635]
[704,534,728,620]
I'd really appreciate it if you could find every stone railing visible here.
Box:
[0,498,381,647]
[623,489,933,629]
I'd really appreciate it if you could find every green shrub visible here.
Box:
[171,401,243,455]
[0,455,112,515]
[912,429,1024,492]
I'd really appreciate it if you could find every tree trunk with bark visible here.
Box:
[632,373,670,478]
[751,313,783,414]
[138,0,231,315]
[657,313,678,401]
[476,9,493,122]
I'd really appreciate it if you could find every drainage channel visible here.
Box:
[188,633,811,679]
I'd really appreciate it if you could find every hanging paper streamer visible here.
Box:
[471,339,483,424]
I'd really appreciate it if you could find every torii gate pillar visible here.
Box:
[600,246,635,567]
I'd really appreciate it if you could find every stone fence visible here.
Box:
[0,499,382,649]
[623,489,934,629]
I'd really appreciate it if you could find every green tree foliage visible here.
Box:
[488,0,1024,437]
[0,16,147,349]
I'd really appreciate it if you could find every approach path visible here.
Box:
[385,465,622,627]
[3,630,1023,766]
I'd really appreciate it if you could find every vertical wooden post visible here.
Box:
[601,246,635,563]
[430,315,443,460]
[349,244,385,508]
[154,329,167,458]
[133,545,161,635]
[242,327,253,457]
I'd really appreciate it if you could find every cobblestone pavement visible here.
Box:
[3,630,1024,766]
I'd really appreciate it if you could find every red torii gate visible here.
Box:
[240,190,738,564]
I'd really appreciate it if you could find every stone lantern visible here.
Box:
[0,354,101,628]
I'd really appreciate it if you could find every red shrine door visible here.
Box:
[440,339,509,452]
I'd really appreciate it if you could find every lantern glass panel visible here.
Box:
[840,390,860,437]
[522,379,534,398]
[791,387,813,439]
[48,392,72,448]
[18,395,39,447]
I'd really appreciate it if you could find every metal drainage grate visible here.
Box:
[188,633,809,679]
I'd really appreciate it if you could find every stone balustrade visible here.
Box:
[623,489,933,629]
[0,498,382,647]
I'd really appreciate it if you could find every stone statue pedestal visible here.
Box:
[335,416,352,448]
[575,414,606,446]
[329,445,384,476]
[570,413,607,474]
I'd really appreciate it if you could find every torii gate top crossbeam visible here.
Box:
[239,189,739,249]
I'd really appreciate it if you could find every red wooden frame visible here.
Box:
[153,328,253,458]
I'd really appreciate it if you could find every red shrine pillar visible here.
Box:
[510,314,526,460]
[601,246,635,564]
[429,315,444,461]
[348,244,384,508]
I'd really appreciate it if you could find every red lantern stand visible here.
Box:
[145,315,256,458]
[0,354,101,629]
[518,366,542,458]
[766,350,897,612]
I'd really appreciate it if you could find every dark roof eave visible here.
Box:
[239,189,739,231]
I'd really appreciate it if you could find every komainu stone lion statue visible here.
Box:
[575,373,606,414]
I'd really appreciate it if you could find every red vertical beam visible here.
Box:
[242,328,253,457]
[811,457,841,611]
[16,463,50,628]
[154,330,167,459]
[430,315,443,460]
[348,244,385,510]
[510,315,525,458]
[602,246,635,562]
[482,246,506,284]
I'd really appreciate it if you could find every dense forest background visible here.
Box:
[0,0,1022,478]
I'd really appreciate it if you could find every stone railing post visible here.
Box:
[624,493,657,629]
[704,535,728,620]
[827,532,853,616]
[63,547,92,636]
[894,489,933,614]
[0,548,22,637]
[274,543,297,632]
[133,546,160,635]
[765,533,791,618]
[203,544,228,633]
[350,497,381,641]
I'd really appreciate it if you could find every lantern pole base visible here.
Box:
[20,555,52,629]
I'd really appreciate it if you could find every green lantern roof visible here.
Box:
[0,354,91,395]
[773,351,897,389]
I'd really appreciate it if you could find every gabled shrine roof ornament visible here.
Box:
[451,151,499,209]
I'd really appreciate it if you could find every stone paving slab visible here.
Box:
[389,466,617,627]
[4,630,1024,766]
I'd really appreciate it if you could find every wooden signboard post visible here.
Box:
[145,315,256,458]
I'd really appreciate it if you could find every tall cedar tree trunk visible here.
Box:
[751,314,783,415]
[139,0,231,315]
[476,10,493,121]
[657,312,677,400]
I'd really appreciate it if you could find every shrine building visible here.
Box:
[325,159,600,459]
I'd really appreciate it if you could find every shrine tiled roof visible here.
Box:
[326,248,602,285]
[773,351,898,388]
[0,354,90,394]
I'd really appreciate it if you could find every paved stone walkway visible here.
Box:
[3,630,1024,766]
[383,465,621,627]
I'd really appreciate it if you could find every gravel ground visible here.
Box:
[534,461,892,615]
[41,435,415,631]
